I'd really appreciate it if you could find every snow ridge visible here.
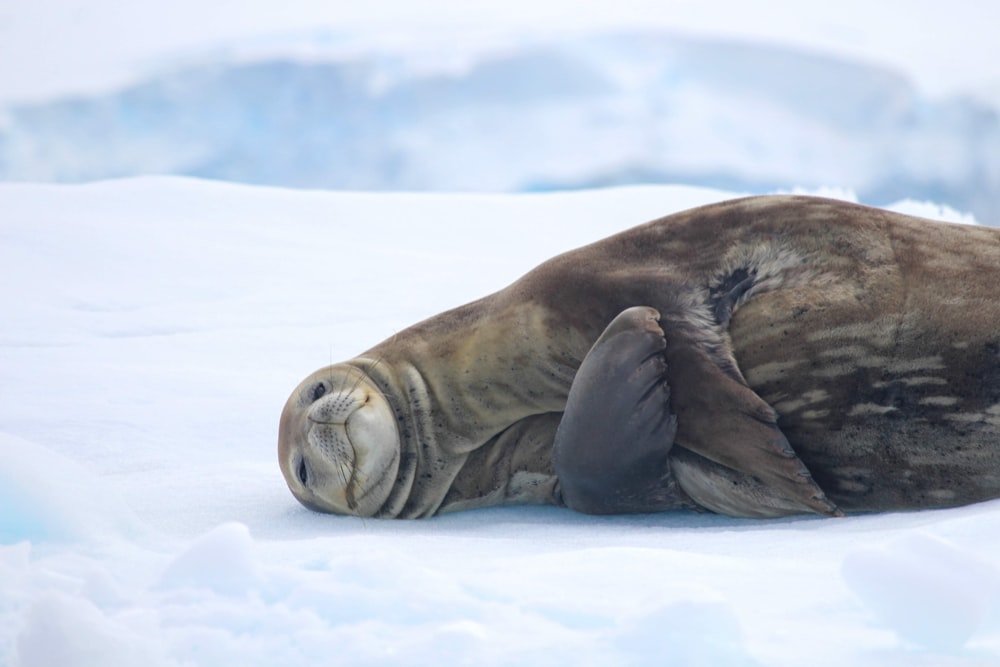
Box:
[2,32,998,224]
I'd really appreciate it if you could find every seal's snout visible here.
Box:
[307,381,367,425]
[278,364,401,517]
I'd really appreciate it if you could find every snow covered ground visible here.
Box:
[2,177,999,666]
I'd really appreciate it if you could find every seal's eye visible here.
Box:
[311,382,327,402]
[297,459,309,485]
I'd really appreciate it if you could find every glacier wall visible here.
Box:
[2,32,998,223]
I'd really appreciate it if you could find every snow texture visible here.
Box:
[2,178,999,666]
[2,30,999,225]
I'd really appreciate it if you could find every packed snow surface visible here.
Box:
[1,178,998,665]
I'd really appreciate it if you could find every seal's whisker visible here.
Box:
[344,451,359,511]
[339,460,354,501]
[347,365,370,396]
[355,329,398,398]
[349,350,390,403]
[335,362,352,397]
[324,346,354,401]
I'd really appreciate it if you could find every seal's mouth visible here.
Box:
[278,364,401,517]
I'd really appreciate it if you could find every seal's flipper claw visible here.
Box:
[663,325,841,517]
[554,306,682,515]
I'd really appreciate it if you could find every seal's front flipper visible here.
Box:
[663,323,842,517]
[553,306,684,515]
[553,306,840,518]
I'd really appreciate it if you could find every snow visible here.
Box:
[2,1,998,102]
[842,534,1000,652]
[2,177,1000,665]
[2,7,1000,225]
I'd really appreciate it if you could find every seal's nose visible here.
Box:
[307,386,368,425]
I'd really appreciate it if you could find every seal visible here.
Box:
[278,195,1000,519]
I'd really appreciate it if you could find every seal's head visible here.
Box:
[278,364,400,516]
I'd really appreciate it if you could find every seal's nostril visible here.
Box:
[298,458,308,485]
[311,382,327,402]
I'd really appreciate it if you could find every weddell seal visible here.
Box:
[278,195,1000,519]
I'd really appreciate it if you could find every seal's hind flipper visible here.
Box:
[662,323,842,517]
[553,307,685,515]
